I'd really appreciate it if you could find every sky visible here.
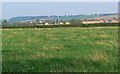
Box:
[1,2,118,19]
[1,0,120,2]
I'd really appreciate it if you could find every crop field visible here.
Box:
[2,27,118,72]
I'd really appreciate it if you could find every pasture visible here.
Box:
[2,27,118,72]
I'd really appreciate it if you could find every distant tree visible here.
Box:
[60,20,63,22]
[35,19,40,24]
[34,19,40,27]
[69,19,83,25]
[63,21,66,25]
[113,18,116,20]
[2,20,9,27]
[3,20,7,23]
[48,20,55,25]
[2,20,8,25]
[56,20,59,25]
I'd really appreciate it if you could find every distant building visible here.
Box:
[82,20,103,24]
[44,22,49,25]
[82,19,118,24]
[65,22,70,24]
[59,22,64,25]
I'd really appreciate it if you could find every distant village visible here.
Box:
[2,14,119,27]
[19,17,119,26]
[20,19,71,25]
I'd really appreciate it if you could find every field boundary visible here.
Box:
[1,23,120,29]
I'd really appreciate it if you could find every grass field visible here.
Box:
[2,27,118,72]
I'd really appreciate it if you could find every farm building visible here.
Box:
[82,19,118,24]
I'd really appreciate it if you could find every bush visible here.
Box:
[69,19,83,26]
[2,23,119,28]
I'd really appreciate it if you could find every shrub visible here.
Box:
[69,19,83,26]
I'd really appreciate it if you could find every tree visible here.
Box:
[2,20,8,27]
[69,19,83,25]
[35,19,40,24]
[48,20,55,25]
[2,20,8,25]
[56,20,59,25]
[35,19,41,27]
[63,21,66,25]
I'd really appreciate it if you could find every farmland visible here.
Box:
[2,27,118,72]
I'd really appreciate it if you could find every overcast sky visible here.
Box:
[1,2,118,19]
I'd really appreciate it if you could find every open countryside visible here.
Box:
[1,2,119,72]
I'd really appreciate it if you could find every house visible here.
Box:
[82,20,102,24]
[66,22,70,24]
[44,22,49,25]
[59,22,64,25]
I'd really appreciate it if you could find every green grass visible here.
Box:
[2,27,118,72]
